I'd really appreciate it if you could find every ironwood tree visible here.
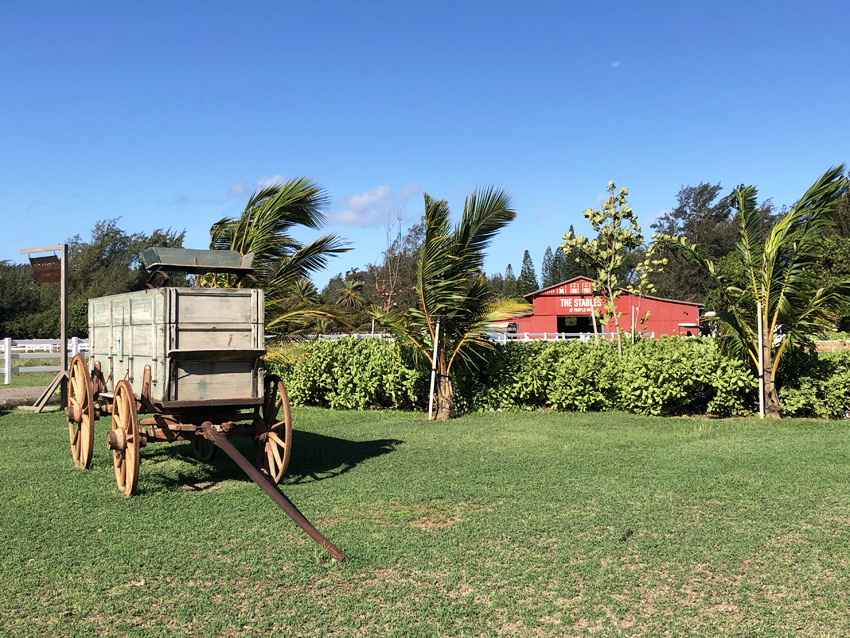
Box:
[0,219,185,338]
[517,250,539,295]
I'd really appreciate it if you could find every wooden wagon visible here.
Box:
[64,248,345,559]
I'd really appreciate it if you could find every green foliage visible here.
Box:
[207,177,349,335]
[517,249,538,295]
[274,337,759,417]
[657,166,850,416]
[269,338,426,410]
[614,338,756,416]
[0,220,184,339]
[373,187,531,420]
[779,350,850,418]
[562,182,647,350]
[501,263,518,299]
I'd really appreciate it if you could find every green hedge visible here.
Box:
[269,336,765,417]
[273,338,426,410]
[779,350,850,419]
[453,337,757,417]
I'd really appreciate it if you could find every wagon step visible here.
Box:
[200,422,348,562]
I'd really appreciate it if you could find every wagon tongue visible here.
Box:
[200,422,348,561]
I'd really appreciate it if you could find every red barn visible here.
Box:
[510,276,701,338]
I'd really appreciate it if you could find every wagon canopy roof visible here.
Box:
[140,247,255,275]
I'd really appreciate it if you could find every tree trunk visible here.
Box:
[435,374,453,421]
[762,322,781,418]
[435,346,453,421]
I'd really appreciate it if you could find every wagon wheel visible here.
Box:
[67,354,95,469]
[191,434,217,462]
[107,380,140,497]
[254,376,293,483]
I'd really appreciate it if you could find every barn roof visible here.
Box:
[523,276,703,307]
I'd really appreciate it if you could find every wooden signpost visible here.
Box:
[20,244,68,410]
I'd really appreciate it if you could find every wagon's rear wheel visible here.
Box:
[67,354,95,469]
[255,376,293,483]
[108,380,140,497]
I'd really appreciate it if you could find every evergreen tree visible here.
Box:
[502,263,518,299]
[541,246,555,287]
[550,245,568,283]
[517,250,539,295]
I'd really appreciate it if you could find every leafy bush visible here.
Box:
[615,338,756,416]
[779,350,850,419]
[270,336,759,417]
[268,338,426,410]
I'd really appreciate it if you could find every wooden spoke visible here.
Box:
[254,376,293,483]
[67,354,94,469]
[111,380,140,497]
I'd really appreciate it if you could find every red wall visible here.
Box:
[512,279,700,337]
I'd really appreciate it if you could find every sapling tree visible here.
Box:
[561,181,644,354]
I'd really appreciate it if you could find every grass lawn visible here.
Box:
[2,371,58,388]
[0,407,848,637]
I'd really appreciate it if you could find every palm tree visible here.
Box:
[659,165,849,417]
[207,177,349,334]
[374,187,532,420]
[336,279,365,310]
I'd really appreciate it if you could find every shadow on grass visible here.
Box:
[137,430,403,494]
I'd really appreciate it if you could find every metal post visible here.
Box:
[757,301,765,419]
[427,318,441,421]
[3,337,10,385]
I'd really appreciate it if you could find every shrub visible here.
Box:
[615,337,756,416]
[268,338,426,410]
[267,336,762,416]
[779,350,850,419]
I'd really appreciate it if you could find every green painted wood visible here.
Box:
[88,288,264,406]
[140,247,255,274]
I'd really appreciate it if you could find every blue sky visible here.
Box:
[2,1,848,288]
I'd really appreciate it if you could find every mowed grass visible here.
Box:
[2,372,58,388]
[0,407,848,637]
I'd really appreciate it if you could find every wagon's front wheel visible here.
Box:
[255,376,293,483]
[108,380,140,497]
[67,354,95,469]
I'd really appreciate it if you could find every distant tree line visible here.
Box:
[2,176,848,340]
[0,220,184,338]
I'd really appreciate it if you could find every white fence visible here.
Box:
[493,332,655,344]
[1,338,89,385]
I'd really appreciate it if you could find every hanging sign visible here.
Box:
[29,255,61,283]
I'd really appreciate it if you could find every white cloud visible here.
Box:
[611,61,620,69]
[228,174,288,199]
[331,184,422,227]
[399,183,423,202]
[256,174,287,190]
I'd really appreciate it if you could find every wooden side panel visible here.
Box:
[90,287,264,405]
[88,289,168,401]
[173,360,258,401]
[168,288,264,403]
